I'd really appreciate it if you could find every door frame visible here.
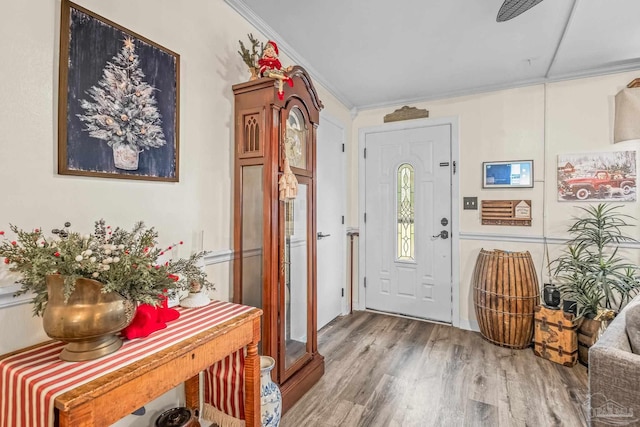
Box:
[357,116,461,327]
[318,111,348,318]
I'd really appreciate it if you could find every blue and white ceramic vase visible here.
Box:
[260,355,282,427]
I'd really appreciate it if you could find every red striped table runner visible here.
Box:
[204,349,245,420]
[0,300,254,427]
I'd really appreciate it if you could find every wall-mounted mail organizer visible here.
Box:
[481,200,532,226]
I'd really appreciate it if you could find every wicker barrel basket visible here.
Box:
[472,249,540,349]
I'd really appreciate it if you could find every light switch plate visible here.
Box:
[463,197,478,210]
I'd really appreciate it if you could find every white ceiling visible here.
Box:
[226,0,640,111]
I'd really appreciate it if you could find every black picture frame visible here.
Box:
[482,160,534,189]
[58,0,180,181]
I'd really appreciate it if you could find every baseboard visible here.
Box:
[356,308,482,333]
[363,308,451,326]
[458,318,480,332]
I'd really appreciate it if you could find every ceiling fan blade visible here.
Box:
[497,0,545,22]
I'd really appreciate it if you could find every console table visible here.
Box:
[0,300,262,427]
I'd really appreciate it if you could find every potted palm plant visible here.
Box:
[552,203,640,365]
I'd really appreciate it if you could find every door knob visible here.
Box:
[432,230,449,239]
[317,232,331,240]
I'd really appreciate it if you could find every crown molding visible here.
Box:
[355,62,640,111]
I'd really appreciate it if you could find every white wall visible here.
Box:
[351,71,640,328]
[2,0,638,421]
[0,0,351,425]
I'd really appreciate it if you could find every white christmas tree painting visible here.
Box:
[77,37,166,171]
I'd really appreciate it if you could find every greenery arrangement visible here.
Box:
[552,203,640,318]
[237,33,264,75]
[0,220,213,316]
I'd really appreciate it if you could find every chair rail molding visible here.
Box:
[0,284,33,309]
[459,232,640,249]
[0,248,238,309]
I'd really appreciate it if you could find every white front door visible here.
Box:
[364,123,452,322]
[316,114,346,329]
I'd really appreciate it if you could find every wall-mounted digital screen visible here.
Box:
[482,160,533,188]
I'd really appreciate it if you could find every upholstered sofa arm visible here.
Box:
[588,296,640,427]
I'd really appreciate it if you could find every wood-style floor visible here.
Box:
[281,311,588,427]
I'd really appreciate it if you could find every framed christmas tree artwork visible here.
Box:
[58,0,180,181]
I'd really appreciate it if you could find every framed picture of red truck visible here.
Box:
[557,151,637,201]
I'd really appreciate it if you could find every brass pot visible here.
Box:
[43,275,135,362]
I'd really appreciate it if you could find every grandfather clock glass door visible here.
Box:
[280,105,313,381]
[281,185,309,371]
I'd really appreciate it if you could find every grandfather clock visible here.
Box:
[232,66,324,411]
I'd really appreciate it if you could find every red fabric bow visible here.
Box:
[121,294,180,339]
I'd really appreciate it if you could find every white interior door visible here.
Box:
[364,124,452,322]
[316,115,346,329]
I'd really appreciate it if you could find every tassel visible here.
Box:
[279,158,298,200]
